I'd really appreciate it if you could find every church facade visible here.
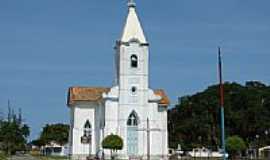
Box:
[67,1,169,160]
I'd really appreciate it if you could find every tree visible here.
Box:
[30,139,45,148]
[102,134,123,159]
[0,114,30,155]
[226,136,247,159]
[168,81,270,151]
[37,124,69,146]
[0,108,4,121]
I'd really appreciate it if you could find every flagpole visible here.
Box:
[218,47,226,160]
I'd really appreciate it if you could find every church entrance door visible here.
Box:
[127,126,138,155]
[127,111,138,156]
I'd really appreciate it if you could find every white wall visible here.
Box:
[102,94,168,158]
[70,103,97,156]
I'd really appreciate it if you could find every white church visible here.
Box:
[67,1,170,159]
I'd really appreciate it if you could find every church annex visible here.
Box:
[67,1,170,159]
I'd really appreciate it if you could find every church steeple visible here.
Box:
[115,0,149,92]
[120,0,147,44]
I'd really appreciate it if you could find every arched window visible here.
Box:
[131,55,138,68]
[127,111,138,126]
[81,120,92,144]
[84,120,91,136]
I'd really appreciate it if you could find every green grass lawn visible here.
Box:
[0,152,7,160]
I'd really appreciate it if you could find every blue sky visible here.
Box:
[0,0,269,140]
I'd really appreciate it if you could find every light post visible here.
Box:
[264,129,269,145]
[218,47,226,160]
[265,130,269,146]
[265,130,269,137]
[198,136,202,160]
[256,134,260,159]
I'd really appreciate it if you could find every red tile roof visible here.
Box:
[67,87,170,106]
[154,89,170,106]
[68,87,110,106]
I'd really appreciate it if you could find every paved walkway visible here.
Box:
[8,154,39,160]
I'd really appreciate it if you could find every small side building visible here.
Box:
[259,146,270,159]
[41,142,69,157]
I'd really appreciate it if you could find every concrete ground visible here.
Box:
[7,154,38,160]
[7,154,69,160]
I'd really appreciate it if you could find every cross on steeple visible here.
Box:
[128,0,136,8]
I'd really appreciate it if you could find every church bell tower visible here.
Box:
[115,0,149,105]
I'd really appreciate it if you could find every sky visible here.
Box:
[0,0,269,140]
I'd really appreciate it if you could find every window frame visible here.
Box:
[127,111,139,126]
[81,120,92,144]
[130,54,138,68]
